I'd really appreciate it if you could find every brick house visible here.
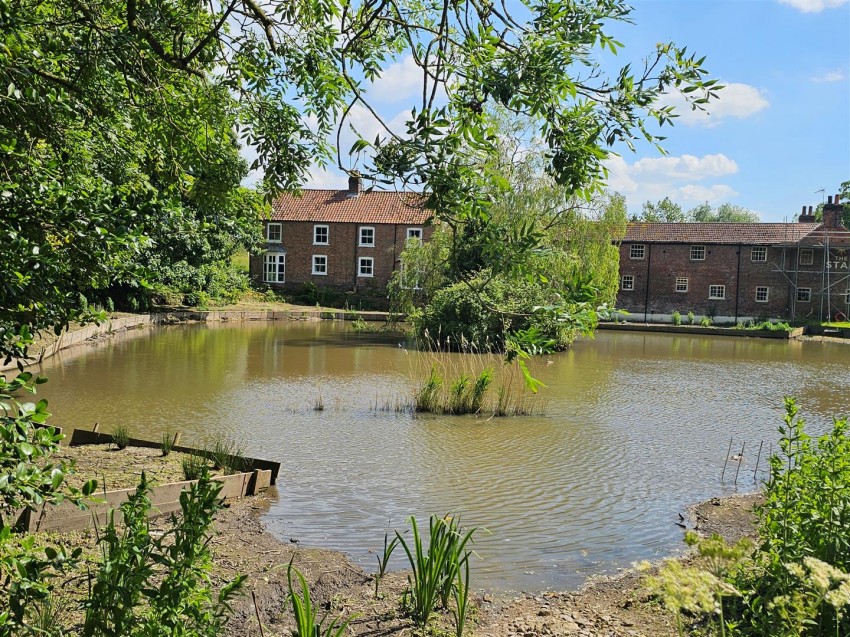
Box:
[616,196,850,323]
[250,176,432,291]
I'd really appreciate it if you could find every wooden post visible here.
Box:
[92,422,100,433]
[721,436,733,482]
[172,432,181,447]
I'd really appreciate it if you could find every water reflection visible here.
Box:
[35,322,850,591]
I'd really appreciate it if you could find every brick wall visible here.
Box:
[251,221,432,290]
[617,242,800,322]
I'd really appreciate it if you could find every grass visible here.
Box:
[111,424,131,450]
[286,561,354,637]
[160,431,176,457]
[181,453,208,481]
[204,436,247,475]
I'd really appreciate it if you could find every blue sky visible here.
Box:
[299,0,850,222]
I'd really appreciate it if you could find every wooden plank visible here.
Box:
[27,471,257,533]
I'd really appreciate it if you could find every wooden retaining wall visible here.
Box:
[13,428,281,534]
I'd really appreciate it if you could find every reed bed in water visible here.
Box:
[394,332,546,417]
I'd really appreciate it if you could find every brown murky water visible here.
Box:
[34,322,850,591]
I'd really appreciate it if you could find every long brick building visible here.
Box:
[616,196,850,324]
[250,176,431,291]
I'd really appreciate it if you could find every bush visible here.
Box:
[687,311,695,325]
[415,273,597,351]
[112,424,131,450]
[672,311,682,326]
[699,316,712,327]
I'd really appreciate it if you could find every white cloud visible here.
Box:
[304,165,348,189]
[778,0,848,13]
[367,55,423,103]
[660,83,769,127]
[604,152,740,210]
[811,69,848,83]
[678,184,738,202]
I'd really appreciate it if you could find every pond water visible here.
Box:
[33,322,850,592]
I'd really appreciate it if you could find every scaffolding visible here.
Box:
[773,222,850,323]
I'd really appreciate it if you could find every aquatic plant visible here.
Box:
[160,431,176,457]
[111,424,130,450]
[181,454,208,481]
[415,366,443,412]
[374,532,399,598]
[395,514,475,628]
[205,436,247,475]
[285,561,354,637]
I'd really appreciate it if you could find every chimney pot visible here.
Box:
[836,194,842,205]
[809,206,813,214]
[828,195,833,205]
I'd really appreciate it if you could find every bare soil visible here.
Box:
[207,492,763,637]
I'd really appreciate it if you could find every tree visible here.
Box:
[635,197,686,222]
[688,202,760,223]
[1,0,719,362]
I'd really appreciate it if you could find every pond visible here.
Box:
[34,321,850,592]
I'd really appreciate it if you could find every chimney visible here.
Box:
[822,193,843,228]
[799,204,816,223]
[348,172,362,197]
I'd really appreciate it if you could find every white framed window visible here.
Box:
[263,253,285,283]
[313,225,329,245]
[359,226,375,247]
[407,227,423,242]
[621,275,634,291]
[690,245,706,261]
[796,288,812,303]
[751,246,767,262]
[675,277,689,293]
[266,223,282,243]
[312,255,327,275]
[629,244,645,260]
[358,257,374,278]
[755,286,769,303]
[708,285,726,300]
[799,249,814,266]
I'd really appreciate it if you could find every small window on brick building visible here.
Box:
[621,275,634,291]
[359,226,375,247]
[266,223,282,243]
[358,257,374,278]
[755,286,769,303]
[796,288,812,303]
[629,244,645,260]
[708,284,725,300]
[313,225,329,245]
[675,277,689,293]
[751,246,767,262]
[407,228,423,243]
[690,245,706,261]
[263,253,285,283]
[312,255,327,275]
[799,249,814,266]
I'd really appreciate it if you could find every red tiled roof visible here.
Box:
[623,222,821,245]
[271,189,431,225]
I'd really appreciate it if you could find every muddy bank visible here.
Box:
[209,492,763,637]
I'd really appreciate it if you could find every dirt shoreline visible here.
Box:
[207,491,763,637]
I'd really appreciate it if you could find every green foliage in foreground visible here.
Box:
[647,398,850,636]
[393,515,475,633]
[285,561,354,637]
[735,320,793,332]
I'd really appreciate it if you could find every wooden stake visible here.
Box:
[721,436,733,482]
[752,440,764,483]
[252,590,265,637]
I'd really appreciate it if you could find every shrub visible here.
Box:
[672,311,682,326]
[699,316,712,327]
[687,311,695,325]
[112,424,131,450]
